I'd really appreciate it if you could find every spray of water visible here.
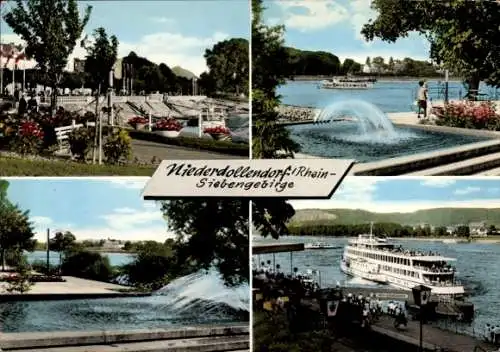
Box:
[154,269,249,315]
[312,100,417,144]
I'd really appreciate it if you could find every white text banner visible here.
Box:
[143,159,355,199]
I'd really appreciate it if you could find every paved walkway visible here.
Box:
[131,139,246,161]
[0,276,128,294]
[373,315,495,352]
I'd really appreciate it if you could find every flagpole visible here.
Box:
[22,66,25,93]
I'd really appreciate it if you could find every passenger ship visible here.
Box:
[340,225,465,300]
[320,77,374,90]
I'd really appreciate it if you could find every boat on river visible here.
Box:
[319,77,374,90]
[305,242,337,250]
[340,224,465,301]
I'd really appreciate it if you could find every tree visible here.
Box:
[365,56,371,67]
[61,250,112,281]
[5,255,33,294]
[0,180,36,271]
[372,56,385,74]
[49,231,76,266]
[361,0,500,98]
[456,225,470,238]
[161,200,248,287]
[82,27,118,163]
[251,0,300,158]
[487,225,497,236]
[4,0,92,114]
[204,38,249,96]
[388,57,395,72]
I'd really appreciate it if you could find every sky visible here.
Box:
[3,178,174,242]
[290,177,500,213]
[264,0,431,64]
[0,0,250,75]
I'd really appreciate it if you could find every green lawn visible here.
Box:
[0,157,156,176]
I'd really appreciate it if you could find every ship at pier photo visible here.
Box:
[253,177,500,351]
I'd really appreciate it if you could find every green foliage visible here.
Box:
[123,240,190,290]
[0,181,36,270]
[49,231,77,264]
[83,27,119,90]
[103,128,132,164]
[61,250,113,281]
[290,208,500,228]
[362,0,500,94]
[68,127,93,160]
[161,200,249,286]
[251,0,300,159]
[286,47,342,76]
[0,156,155,176]
[5,255,33,294]
[204,38,249,96]
[4,0,92,112]
[128,129,249,156]
[31,259,59,276]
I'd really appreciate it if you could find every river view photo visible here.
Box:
[253,236,500,336]
[279,80,498,112]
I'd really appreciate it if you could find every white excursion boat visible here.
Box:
[340,224,465,300]
[320,78,374,90]
[305,242,337,250]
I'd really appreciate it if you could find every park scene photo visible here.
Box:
[252,0,500,176]
[253,177,500,351]
[0,178,249,350]
[0,0,250,176]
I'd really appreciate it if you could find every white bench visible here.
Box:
[54,120,95,156]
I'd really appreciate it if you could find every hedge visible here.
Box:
[0,157,155,176]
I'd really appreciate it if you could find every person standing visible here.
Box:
[18,93,27,116]
[417,80,428,118]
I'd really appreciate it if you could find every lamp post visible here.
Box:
[412,284,431,352]
[444,69,449,104]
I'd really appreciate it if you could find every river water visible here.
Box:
[253,236,500,336]
[279,80,499,113]
[26,250,134,267]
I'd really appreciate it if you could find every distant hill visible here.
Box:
[172,66,197,80]
[290,208,500,226]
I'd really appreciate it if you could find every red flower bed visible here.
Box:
[154,118,182,131]
[128,116,148,127]
[203,126,231,135]
[19,121,44,139]
[434,101,500,130]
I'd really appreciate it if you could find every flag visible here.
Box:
[113,58,123,79]
[327,300,339,317]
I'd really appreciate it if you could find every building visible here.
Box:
[469,221,488,237]
[101,239,124,251]
[73,58,86,73]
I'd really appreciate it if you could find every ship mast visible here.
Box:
[370,221,374,239]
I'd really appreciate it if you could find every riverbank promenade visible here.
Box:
[0,324,249,352]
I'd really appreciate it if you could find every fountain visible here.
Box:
[312,100,409,144]
[0,270,248,333]
[289,99,490,162]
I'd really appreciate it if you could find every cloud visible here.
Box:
[348,0,376,41]
[454,187,481,196]
[31,206,173,242]
[150,17,176,25]
[332,176,382,203]
[277,0,349,32]
[420,179,456,188]
[108,178,148,190]
[1,29,228,76]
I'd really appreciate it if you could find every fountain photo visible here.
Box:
[0,178,249,351]
[253,177,500,351]
[252,0,500,176]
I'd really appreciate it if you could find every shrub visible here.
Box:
[103,128,132,164]
[5,256,33,294]
[434,101,500,130]
[153,118,182,131]
[10,120,44,155]
[31,260,60,276]
[61,250,113,281]
[68,127,93,160]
